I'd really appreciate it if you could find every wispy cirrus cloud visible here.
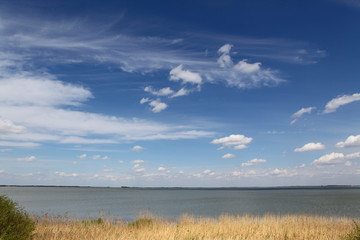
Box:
[290,107,315,125]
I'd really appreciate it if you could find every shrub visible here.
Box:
[82,217,104,226]
[0,195,35,240]
[127,217,153,228]
[345,221,360,240]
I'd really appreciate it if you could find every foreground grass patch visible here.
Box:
[34,214,358,240]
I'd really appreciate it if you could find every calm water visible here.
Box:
[1,187,360,220]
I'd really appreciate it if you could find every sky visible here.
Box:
[0,0,360,187]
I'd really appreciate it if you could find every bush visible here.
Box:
[127,217,153,228]
[345,221,360,240]
[82,217,104,226]
[0,195,35,240]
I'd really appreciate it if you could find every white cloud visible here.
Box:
[0,76,92,107]
[345,161,352,167]
[149,99,168,113]
[211,134,252,149]
[312,152,345,166]
[218,44,233,55]
[290,119,297,125]
[133,163,146,173]
[294,142,325,152]
[92,155,101,160]
[217,54,233,68]
[132,146,144,151]
[102,156,109,160]
[17,156,36,162]
[170,87,190,98]
[60,136,117,144]
[324,93,360,114]
[0,141,40,147]
[291,107,315,118]
[144,86,174,96]
[346,152,360,160]
[0,119,26,134]
[140,97,150,104]
[221,153,236,159]
[158,166,166,171]
[233,60,261,74]
[335,134,360,148]
[55,171,79,177]
[312,151,360,166]
[79,154,87,159]
[169,65,202,85]
[241,158,266,167]
[131,160,144,164]
[213,44,284,89]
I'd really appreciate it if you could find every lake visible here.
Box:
[1,186,360,220]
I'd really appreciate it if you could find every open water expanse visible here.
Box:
[1,186,360,220]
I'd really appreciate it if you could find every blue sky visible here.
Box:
[0,0,360,187]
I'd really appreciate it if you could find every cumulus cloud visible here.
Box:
[131,160,144,164]
[213,44,284,89]
[132,145,144,151]
[133,164,146,173]
[294,142,325,152]
[149,99,168,113]
[79,154,87,159]
[144,86,174,96]
[158,166,166,171]
[169,65,202,85]
[17,156,36,162]
[102,156,110,160]
[335,134,360,148]
[211,134,253,149]
[312,151,360,166]
[241,158,266,167]
[92,155,101,160]
[0,119,26,134]
[345,152,360,160]
[312,152,345,166]
[324,93,360,114]
[221,153,236,159]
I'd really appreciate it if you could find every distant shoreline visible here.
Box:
[1,184,360,190]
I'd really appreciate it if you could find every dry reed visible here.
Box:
[33,213,357,240]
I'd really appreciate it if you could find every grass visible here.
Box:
[33,213,358,240]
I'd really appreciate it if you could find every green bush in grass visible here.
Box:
[0,195,35,240]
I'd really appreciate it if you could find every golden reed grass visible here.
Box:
[33,213,357,240]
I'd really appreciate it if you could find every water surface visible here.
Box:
[1,186,359,220]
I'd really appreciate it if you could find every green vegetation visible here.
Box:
[127,217,153,228]
[0,195,35,240]
[81,217,104,226]
[345,221,360,240]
